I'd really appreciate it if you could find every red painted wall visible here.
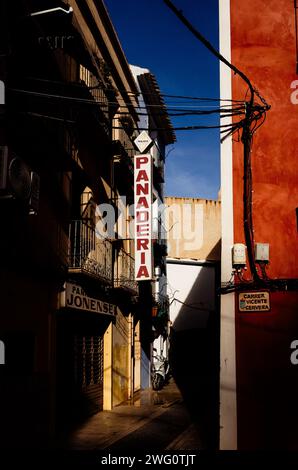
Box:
[230,0,298,449]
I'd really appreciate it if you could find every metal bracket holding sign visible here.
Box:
[238,291,271,312]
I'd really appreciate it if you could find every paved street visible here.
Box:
[57,379,203,452]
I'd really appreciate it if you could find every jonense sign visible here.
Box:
[62,282,117,316]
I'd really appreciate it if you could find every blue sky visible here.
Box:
[104,0,219,200]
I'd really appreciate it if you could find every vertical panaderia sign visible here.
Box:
[134,154,153,280]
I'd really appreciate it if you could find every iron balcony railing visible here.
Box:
[68,220,112,283]
[114,247,138,294]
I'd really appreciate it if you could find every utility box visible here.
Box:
[255,243,270,263]
[232,243,246,267]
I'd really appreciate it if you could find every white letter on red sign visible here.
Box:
[134,154,152,280]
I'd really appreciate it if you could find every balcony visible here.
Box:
[68,220,112,283]
[112,140,134,172]
[114,247,138,294]
[111,139,134,195]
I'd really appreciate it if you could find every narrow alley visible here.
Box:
[1,0,298,461]
[57,379,202,452]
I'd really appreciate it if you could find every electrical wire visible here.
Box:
[162,0,297,292]
[11,88,243,133]
[23,75,243,103]
[11,1,277,291]
[9,86,243,112]
[19,111,76,124]
[170,297,212,312]
[163,0,256,108]
[10,2,294,294]
[112,123,241,132]
[221,277,298,294]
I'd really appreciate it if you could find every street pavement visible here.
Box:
[57,379,203,452]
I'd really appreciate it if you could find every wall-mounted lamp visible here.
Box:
[29,6,73,17]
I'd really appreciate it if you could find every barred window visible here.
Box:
[74,335,103,386]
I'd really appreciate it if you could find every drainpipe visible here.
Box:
[128,313,133,400]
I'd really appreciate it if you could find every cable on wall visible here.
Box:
[161,1,298,293]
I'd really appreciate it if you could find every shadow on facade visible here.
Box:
[55,313,110,433]
[168,257,220,450]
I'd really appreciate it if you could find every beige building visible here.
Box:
[166,196,221,448]
[165,197,221,261]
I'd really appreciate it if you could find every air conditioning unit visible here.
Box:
[0,146,40,214]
